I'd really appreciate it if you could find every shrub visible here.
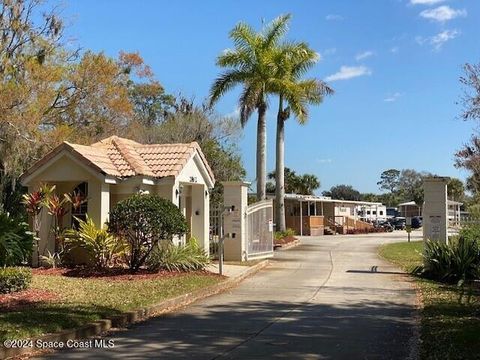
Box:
[0,267,32,294]
[108,194,188,273]
[65,216,125,269]
[423,238,480,282]
[0,212,34,267]
[147,240,210,272]
[39,250,63,269]
[459,222,480,244]
[274,228,296,240]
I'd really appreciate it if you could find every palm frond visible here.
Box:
[285,89,308,124]
[216,49,252,69]
[230,22,258,53]
[209,69,251,106]
[281,42,320,78]
[239,85,261,126]
[262,14,291,49]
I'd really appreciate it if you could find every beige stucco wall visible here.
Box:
[190,184,209,254]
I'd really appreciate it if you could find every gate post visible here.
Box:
[222,181,250,261]
[423,176,449,244]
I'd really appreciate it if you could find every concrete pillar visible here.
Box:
[423,177,449,243]
[300,200,303,236]
[222,181,250,261]
[89,180,110,227]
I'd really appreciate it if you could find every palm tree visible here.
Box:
[271,42,333,231]
[298,174,320,195]
[209,15,291,201]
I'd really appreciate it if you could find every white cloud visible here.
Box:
[410,0,445,5]
[384,92,402,102]
[420,6,467,22]
[355,51,374,61]
[325,14,343,21]
[390,46,400,54]
[430,29,460,50]
[325,66,372,82]
[416,29,460,51]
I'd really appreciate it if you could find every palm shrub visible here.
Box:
[423,238,480,282]
[0,212,34,267]
[146,239,210,272]
[65,216,125,269]
[108,194,188,273]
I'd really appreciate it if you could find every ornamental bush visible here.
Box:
[65,216,126,269]
[0,212,34,267]
[107,194,187,273]
[147,238,210,272]
[422,237,480,283]
[0,267,32,294]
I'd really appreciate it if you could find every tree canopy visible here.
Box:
[267,167,320,195]
[322,185,361,201]
[0,0,245,216]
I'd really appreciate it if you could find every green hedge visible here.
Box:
[0,267,32,294]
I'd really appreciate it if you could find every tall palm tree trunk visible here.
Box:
[275,96,286,232]
[256,103,267,201]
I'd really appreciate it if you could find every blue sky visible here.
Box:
[58,0,479,194]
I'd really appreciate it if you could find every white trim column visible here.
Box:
[300,200,303,236]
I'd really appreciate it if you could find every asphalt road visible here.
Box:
[42,231,421,360]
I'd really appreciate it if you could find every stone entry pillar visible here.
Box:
[423,177,449,243]
[222,181,250,261]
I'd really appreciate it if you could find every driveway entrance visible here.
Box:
[43,232,420,359]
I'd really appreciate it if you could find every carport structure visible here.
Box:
[282,194,383,235]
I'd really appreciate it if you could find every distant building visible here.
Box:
[268,193,386,236]
[356,204,387,222]
[397,200,462,225]
[397,201,421,218]
[386,207,398,219]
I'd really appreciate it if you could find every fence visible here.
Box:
[210,200,274,261]
[209,204,222,259]
[245,200,274,259]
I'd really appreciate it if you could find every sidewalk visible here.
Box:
[206,263,253,278]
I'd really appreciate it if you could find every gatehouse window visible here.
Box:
[71,182,88,228]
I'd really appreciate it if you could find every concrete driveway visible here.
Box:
[42,231,421,360]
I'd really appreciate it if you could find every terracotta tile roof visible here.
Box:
[21,136,215,184]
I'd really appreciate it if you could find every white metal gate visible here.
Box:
[246,200,274,259]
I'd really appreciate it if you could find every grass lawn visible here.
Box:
[379,241,480,360]
[0,272,222,341]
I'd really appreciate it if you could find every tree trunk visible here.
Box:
[256,103,267,201]
[275,96,286,232]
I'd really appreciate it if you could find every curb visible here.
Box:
[1,260,269,359]
[274,239,300,251]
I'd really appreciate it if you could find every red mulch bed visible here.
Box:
[32,267,222,281]
[274,235,298,246]
[0,289,59,311]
